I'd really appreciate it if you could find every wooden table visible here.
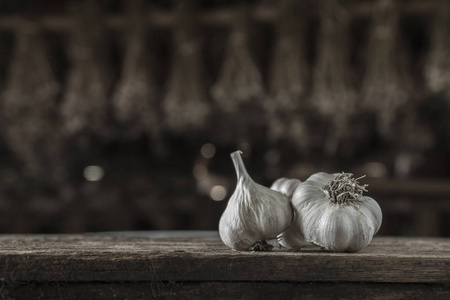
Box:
[0,231,449,299]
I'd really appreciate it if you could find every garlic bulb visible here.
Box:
[270,177,308,249]
[282,172,382,252]
[270,177,302,198]
[219,151,293,251]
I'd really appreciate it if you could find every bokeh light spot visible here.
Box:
[201,143,216,158]
[210,185,228,201]
[83,165,104,182]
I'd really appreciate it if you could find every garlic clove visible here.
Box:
[277,216,309,249]
[358,196,383,235]
[219,151,293,251]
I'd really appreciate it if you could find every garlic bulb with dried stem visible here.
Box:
[281,172,382,252]
[219,151,293,251]
[61,1,112,142]
[163,0,210,134]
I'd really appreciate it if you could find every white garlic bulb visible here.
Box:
[270,177,308,249]
[270,177,302,198]
[219,151,293,251]
[281,172,382,252]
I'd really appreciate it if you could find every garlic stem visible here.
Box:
[323,173,369,206]
[230,150,252,183]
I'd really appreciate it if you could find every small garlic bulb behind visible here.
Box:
[269,177,307,249]
[219,151,293,251]
[270,177,302,198]
[282,172,382,252]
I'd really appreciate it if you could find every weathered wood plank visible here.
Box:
[0,233,448,284]
[2,282,450,300]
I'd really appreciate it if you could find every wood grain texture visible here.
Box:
[0,233,448,284]
[2,282,450,300]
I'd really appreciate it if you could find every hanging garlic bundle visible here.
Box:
[162,0,210,134]
[2,21,62,177]
[266,0,310,152]
[424,0,450,97]
[211,4,265,113]
[61,1,112,142]
[392,105,435,177]
[269,0,309,111]
[112,0,163,154]
[280,172,382,252]
[219,151,293,251]
[210,4,267,145]
[361,0,413,139]
[311,0,357,156]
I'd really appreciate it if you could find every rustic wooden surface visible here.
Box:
[0,231,449,299]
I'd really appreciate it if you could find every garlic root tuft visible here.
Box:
[249,241,274,251]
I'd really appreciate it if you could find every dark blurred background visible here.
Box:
[0,0,449,236]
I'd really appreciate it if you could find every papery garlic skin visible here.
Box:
[282,172,382,252]
[219,151,293,251]
[270,177,302,198]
